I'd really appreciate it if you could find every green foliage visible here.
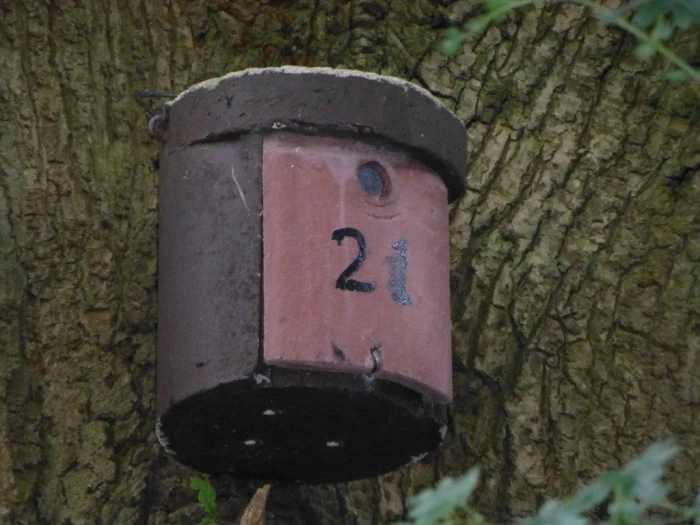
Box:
[605,440,677,522]
[399,467,481,525]
[608,0,700,31]
[442,27,470,56]
[190,476,218,525]
[442,0,700,82]
[400,440,700,525]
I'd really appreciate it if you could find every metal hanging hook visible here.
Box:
[148,106,170,142]
[138,90,175,142]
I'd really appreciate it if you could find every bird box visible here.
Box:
[152,67,466,483]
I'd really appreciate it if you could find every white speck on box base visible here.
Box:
[254,374,271,385]
[400,451,430,469]
[155,418,176,455]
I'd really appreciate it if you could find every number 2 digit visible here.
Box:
[332,228,376,293]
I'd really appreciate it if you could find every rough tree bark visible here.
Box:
[0,1,698,524]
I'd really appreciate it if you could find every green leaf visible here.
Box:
[651,18,674,40]
[565,478,612,514]
[442,27,468,56]
[607,440,679,523]
[635,42,657,59]
[602,0,655,25]
[519,478,611,525]
[671,0,700,29]
[484,0,521,10]
[191,476,217,517]
[521,500,588,525]
[665,68,690,81]
[199,518,216,525]
[519,441,678,525]
[632,0,668,28]
[406,467,481,525]
[466,16,494,34]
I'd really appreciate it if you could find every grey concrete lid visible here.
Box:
[164,67,467,202]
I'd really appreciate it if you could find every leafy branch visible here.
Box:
[190,477,271,525]
[443,0,700,82]
[191,476,219,525]
[399,440,700,525]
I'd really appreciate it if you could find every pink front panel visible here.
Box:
[262,133,452,402]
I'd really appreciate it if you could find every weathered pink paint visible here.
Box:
[263,132,452,402]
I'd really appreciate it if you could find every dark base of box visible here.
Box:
[157,368,447,484]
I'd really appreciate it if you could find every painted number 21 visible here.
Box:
[332,227,413,306]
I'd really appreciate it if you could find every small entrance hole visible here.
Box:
[357,161,390,198]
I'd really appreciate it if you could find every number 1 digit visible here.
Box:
[387,239,412,306]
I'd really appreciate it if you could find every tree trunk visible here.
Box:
[1,1,698,524]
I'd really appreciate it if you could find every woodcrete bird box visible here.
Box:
[152,67,466,483]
